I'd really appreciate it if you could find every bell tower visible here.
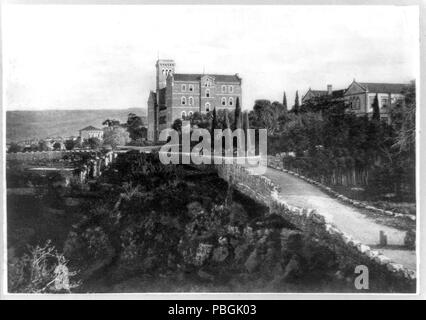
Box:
[156,59,175,90]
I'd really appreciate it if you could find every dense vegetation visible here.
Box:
[9,152,381,292]
[250,84,415,202]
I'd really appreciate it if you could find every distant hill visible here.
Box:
[6,108,147,143]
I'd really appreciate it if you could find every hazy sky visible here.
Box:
[2,4,419,111]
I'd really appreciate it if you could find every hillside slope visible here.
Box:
[6,108,147,142]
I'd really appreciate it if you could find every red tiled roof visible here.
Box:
[173,73,241,83]
[359,82,407,94]
[80,126,102,131]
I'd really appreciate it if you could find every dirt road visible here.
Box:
[263,167,416,271]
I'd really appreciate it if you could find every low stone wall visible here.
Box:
[216,162,416,290]
[7,150,98,162]
[7,150,115,185]
[216,163,280,207]
[268,155,416,222]
[75,151,115,183]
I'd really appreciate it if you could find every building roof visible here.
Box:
[173,73,241,83]
[303,88,346,101]
[331,89,346,98]
[80,125,103,131]
[358,82,407,94]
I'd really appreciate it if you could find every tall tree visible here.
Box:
[293,91,300,114]
[211,107,218,132]
[372,94,380,121]
[126,113,145,141]
[282,91,288,114]
[224,110,231,129]
[234,97,242,129]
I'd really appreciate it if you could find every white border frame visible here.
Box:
[0,0,424,300]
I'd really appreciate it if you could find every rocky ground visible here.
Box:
[7,152,393,293]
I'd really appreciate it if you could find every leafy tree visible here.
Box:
[103,126,130,149]
[250,100,281,135]
[172,118,182,133]
[53,142,62,150]
[187,111,210,129]
[84,137,102,150]
[126,113,146,141]
[38,140,50,151]
[8,143,23,153]
[103,119,121,128]
[64,140,76,151]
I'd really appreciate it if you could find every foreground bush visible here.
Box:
[8,240,80,293]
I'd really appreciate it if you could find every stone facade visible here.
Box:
[79,126,104,141]
[147,59,242,141]
[343,81,406,123]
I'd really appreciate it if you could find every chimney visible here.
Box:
[327,84,332,95]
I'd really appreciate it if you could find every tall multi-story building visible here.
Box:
[147,59,242,142]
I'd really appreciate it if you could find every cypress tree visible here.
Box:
[372,93,380,121]
[211,107,218,131]
[224,110,230,129]
[243,111,249,132]
[294,90,300,114]
[234,97,242,129]
[282,91,288,114]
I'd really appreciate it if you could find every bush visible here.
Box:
[8,240,80,293]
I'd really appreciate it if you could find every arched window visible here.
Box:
[229,97,234,106]
[181,111,186,119]
[189,84,194,92]
[355,97,361,110]
[205,103,211,112]
[205,89,210,98]
[222,85,226,93]
[221,97,226,106]
[188,97,194,105]
[229,85,234,93]
[181,97,186,105]
[162,68,165,75]
[188,111,193,117]
[181,84,186,92]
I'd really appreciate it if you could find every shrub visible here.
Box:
[8,240,80,293]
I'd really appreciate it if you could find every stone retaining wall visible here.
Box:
[216,162,416,290]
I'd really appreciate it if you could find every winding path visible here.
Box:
[263,167,416,271]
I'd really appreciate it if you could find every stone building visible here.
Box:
[302,80,408,122]
[301,84,346,104]
[343,80,407,122]
[79,126,104,141]
[147,59,242,142]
